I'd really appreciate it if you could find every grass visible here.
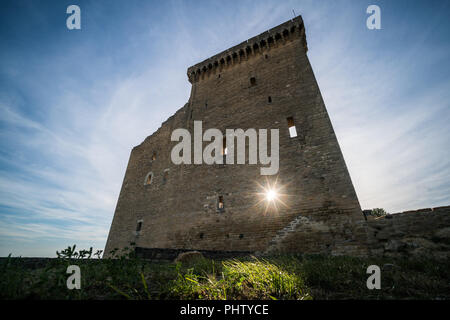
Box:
[169,257,310,300]
[1,246,449,300]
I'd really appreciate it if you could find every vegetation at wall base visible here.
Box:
[1,246,449,300]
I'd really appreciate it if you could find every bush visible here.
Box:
[370,208,388,217]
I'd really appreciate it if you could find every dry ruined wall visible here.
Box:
[366,206,450,259]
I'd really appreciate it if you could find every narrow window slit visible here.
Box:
[222,137,227,155]
[144,172,153,185]
[218,196,224,211]
[163,169,169,184]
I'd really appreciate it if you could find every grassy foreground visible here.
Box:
[1,247,449,300]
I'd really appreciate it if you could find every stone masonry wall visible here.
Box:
[366,206,450,259]
[104,16,368,258]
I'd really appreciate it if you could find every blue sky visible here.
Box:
[0,0,449,257]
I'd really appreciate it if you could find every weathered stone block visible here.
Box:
[434,227,450,240]
[174,251,204,264]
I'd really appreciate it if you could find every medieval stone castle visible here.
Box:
[104,16,450,259]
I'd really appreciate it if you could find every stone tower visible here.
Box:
[104,16,368,258]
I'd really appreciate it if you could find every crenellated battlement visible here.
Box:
[187,15,307,83]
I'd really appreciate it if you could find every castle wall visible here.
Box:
[104,17,368,257]
[366,206,450,259]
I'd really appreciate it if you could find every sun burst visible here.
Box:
[251,176,291,215]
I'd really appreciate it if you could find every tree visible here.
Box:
[371,208,388,217]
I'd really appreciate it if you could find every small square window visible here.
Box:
[250,77,256,86]
[287,117,297,138]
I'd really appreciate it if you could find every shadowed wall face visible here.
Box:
[104,16,367,257]
[366,206,450,259]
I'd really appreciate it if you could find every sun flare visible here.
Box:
[266,189,277,201]
[253,176,291,215]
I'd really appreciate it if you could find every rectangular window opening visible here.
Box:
[218,196,224,210]
[287,117,298,138]
[136,221,142,232]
